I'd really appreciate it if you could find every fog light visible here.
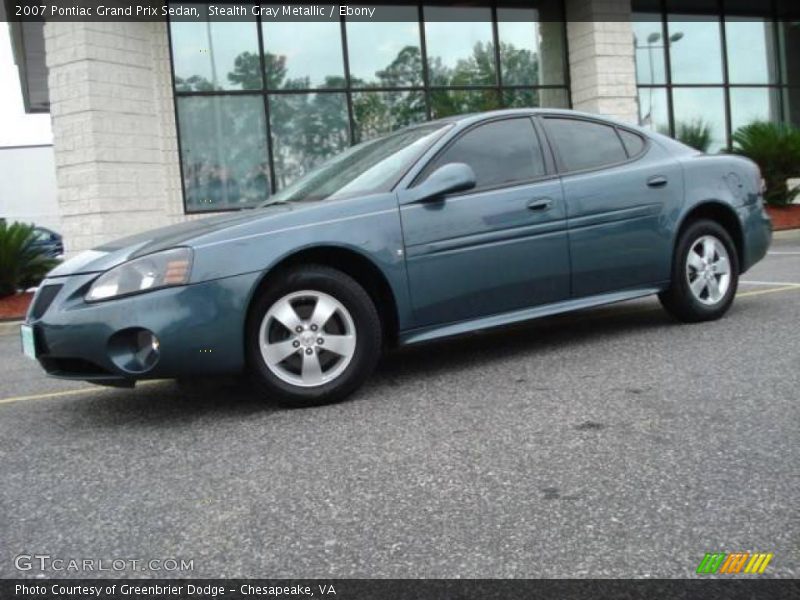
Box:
[108,328,161,374]
[135,330,160,365]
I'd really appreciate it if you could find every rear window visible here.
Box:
[545,118,628,172]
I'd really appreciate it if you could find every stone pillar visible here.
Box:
[565,0,638,123]
[44,21,182,254]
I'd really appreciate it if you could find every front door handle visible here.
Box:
[527,197,553,211]
[647,175,668,188]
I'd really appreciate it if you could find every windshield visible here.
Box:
[261,122,451,205]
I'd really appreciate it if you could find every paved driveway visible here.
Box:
[1,231,798,579]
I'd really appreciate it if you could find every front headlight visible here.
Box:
[85,247,193,302]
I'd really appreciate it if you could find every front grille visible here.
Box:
[30,284,63,320]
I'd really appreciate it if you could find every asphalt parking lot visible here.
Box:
[1,230,798,579]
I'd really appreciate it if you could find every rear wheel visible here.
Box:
[659,219,739,322]
[246,266,382,407]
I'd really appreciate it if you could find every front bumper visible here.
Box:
[25,271,261,384]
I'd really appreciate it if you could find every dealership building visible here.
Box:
[6,1,799,253]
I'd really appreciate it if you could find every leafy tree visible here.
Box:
[182,40,552,189]
[499,42,540,86]
[375,46,424,88]
[174,75,216,92]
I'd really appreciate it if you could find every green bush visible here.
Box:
[0,221,59,298]
[732,121,800,206]
[673,119,713,153]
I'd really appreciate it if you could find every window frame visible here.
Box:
[633,0,796,150]
[410,114,558,195]
[538,115,650,176]
[167,3,572,214]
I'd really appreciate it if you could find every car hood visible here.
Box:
[47,209,274,277]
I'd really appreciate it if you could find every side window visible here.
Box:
[618,129,646,158]
[545,118,628,172]
[424,118,546,190]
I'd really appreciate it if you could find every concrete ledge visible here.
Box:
[0,321,22,336]
[773,228,800,240]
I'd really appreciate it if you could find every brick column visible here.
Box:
[565,0,638,123]
[44,21,181,254]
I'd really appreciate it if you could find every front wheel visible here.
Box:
[246,266,382,408]
[659,219,739,322]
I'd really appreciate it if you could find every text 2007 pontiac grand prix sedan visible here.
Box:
[21,109,772,407]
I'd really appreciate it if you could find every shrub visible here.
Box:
[0,221,59,298]
[674,119,713,153]
[732,121,800,206]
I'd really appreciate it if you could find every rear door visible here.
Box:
[540,116,683,297]
[400,116,570,327]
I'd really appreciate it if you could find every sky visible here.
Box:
[0,26,52,147]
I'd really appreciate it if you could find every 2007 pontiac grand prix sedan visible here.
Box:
[21,109,772,407]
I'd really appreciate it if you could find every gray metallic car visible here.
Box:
[22,109,772,407]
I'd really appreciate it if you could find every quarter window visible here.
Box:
[618,129,646,157]
[545,118,628,171]
[425,119,546,190]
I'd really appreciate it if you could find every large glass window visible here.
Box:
[262,20,345,89]
[269,93,350,189]
[671,87,727,153]
[171,17,261,91]
[497,10,566,86]
[346,14,423,87]
[175,96,269,211]
[729,88,782,133]
[170,6,569,213]
[632,19,667,85]
[725,18,778,84]
[424,7,496,86]
[634,3,798,149]
[667,15,724,84]
[352,91,427,143]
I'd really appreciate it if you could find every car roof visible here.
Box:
[435,108,640,130]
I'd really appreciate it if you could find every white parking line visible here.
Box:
[741,280,800,287]
[767,251,800,255]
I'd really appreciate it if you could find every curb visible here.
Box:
[0,321,22,336]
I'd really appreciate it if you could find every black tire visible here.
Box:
[246,265,382,408]
[659,219,739,323]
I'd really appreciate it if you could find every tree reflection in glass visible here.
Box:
[176,96,270,210]
[172,14,570,204]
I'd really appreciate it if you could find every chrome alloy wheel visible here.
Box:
[685,235,732,305]
[259,290,357,387]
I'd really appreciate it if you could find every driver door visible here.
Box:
[399,117,571,327]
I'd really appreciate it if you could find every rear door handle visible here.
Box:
[647,175,668,188]
[527,197,553,211]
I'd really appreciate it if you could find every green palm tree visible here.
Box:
[0,221,59,298]
[732,121,800,206]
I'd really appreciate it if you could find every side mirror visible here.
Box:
[405,162,476,203]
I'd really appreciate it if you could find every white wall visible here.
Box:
[0,144,61,231]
